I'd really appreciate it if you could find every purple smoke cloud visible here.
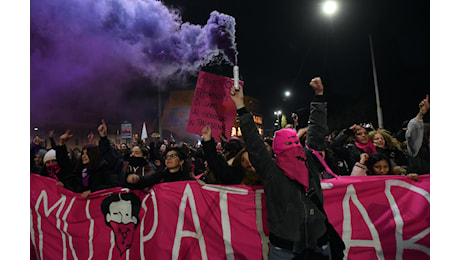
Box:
[30,0,238,125]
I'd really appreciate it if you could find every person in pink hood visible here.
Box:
[230,77,344,259]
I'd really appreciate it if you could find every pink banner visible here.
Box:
[322,175,430,260]
[186,71,242,140]
[30,174,429,260]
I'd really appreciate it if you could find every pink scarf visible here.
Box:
[354,139,377,156]
[46,162,61,182]
[273,128,309,191]
[305,145,339,179]
[276,147,309,191]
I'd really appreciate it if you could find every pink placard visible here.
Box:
[186,71,243,141]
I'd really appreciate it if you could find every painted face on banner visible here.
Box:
[105,199,138,256]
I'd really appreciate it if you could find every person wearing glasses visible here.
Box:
[125,147,200,189]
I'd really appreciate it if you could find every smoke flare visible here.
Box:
[31,0,238,125]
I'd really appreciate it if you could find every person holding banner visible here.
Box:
[64,120,124,197]
[126,147,203,189]
[351,152,419,181]
[230,78,344,259]
[122,145,155,177]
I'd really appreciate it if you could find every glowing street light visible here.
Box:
[319,0,383,128]
[282,90,291,102]
[274,110,282,129]
[322,1,338,16]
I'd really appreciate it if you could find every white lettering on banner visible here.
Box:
[342,181,430,260]
[86,199,95,260]
[31,175,430,260]
[203,185,249,260]
[321,182,334,190]
[173,184,208,260]
[385,180,430,260]
[255,189,268,260]
[34,190,67,260]
[342,184,384,260]
[30,210,39,259]
[62,197,77,260]
[140,190,159,260]
[109,232,115,260]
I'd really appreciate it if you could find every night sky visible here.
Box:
[178,0,430,132]
[30,0,429,135]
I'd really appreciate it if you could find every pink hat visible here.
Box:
[272,128,301,154]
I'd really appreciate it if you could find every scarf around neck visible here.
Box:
[354,139,377,156]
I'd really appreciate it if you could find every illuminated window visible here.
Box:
[231,126,242,137]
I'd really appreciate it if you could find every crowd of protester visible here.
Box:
[31,98,429,187]
[30,77,429,259]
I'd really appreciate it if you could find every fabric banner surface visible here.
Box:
[30,174,429,260]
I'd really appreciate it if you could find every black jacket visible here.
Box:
[329,128,365,175]
[237,97,328,252]
[57,136,123,193]
[202,138,245,184]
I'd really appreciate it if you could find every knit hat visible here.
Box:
[273,128,301,155]
[37,149,47,158]
[43,149,57,164]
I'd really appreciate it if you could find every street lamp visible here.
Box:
[274,110,282,129]
[369,34,384,129]
[283,90,291,102]
[322,1,338,16]
[320,1,384,128]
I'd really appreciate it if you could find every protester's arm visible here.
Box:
[55,129,78,189]
[126,170,168,189]
[31,136,44,155]
[329,127,354,150]
[56,130,73,168]
[97,119,124,187]
[406,95,429,157]
[201,126,243,184]
[350,153,368,176]
[291,113,299,130]
[230,85,274,180]
[30,136,45,173]
[49,130,57,150]
[98,119,122,169]
[306,77,328,151]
